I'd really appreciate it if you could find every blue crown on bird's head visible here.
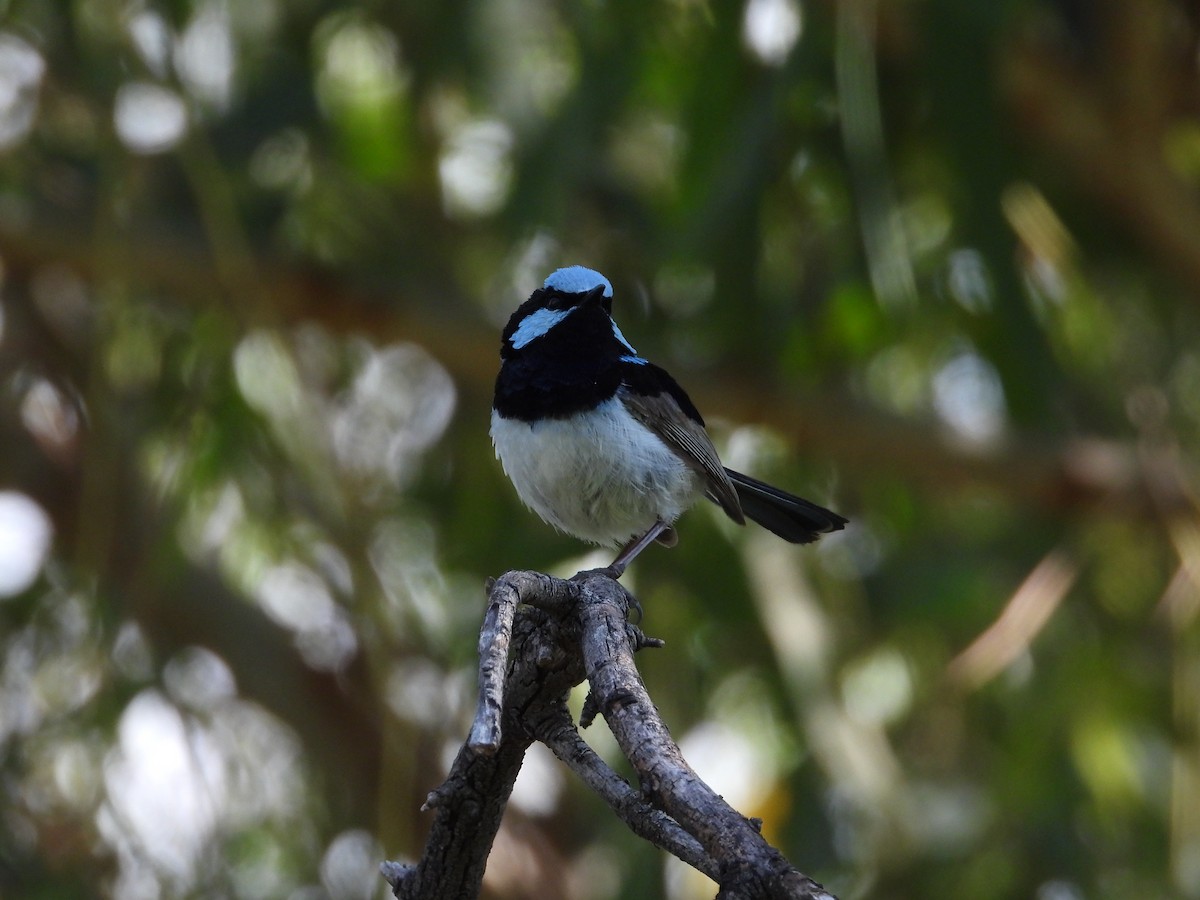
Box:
[543,266,613,298]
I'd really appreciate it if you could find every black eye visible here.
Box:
[546,294,575,311]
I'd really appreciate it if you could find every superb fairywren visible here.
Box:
[490,266,847,576]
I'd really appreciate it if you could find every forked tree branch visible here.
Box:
[381,569,837,900]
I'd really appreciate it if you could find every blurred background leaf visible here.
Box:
[1,0,1198,898]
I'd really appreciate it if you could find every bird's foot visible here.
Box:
[571,563,625,582]
[570,565,643,622]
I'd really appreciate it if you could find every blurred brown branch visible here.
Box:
[947,548,1079,690]
[1003,1,1200,296]
[0,215,1183,525]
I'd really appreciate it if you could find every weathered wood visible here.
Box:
[383,569,837,900]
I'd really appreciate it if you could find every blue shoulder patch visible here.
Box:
[544,265,613,298]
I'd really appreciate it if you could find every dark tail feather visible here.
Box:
[724,468,847,544]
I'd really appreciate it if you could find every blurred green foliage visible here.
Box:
[1,0,1198,898]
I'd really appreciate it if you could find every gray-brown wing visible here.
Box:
[619,388,745,524]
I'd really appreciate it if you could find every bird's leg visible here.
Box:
[607,519,672,578]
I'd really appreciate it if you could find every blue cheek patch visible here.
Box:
[620,355,648,365]
[510,306,577,349]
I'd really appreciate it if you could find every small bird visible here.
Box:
[490,265,847,576]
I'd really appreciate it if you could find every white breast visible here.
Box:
[490,395,704,546]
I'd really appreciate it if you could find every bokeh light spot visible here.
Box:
[113,82,188,154]
[0,32,45,148]
[175,2,235,109]
[438,119,514,219]
[743,0,803,65]
[0,491,53,597]
[932,349,1007,445]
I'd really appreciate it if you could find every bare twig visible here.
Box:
[535,701,719,879]
[469,571,581,753]
[572,573,837,900]
[385,587,585,900]
[467,575,521,754]
[384,569,838,900]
